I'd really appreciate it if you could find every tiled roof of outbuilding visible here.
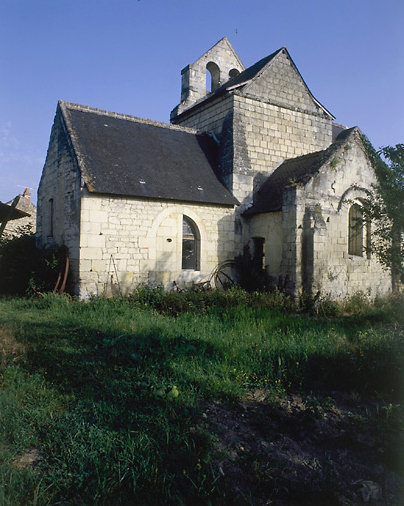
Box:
[60,102,238,206]
[0,201,29,222]
[243,127,357,215]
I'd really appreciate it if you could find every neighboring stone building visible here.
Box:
[37,37,391,298]
[1,189,36,240]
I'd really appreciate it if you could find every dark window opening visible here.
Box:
[229,68,240,79]
[348,204,363,256]
[252,237,265,271]
[182,217,200,270]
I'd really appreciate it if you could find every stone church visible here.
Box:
[37,37,391,299]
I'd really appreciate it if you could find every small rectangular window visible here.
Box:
[49,198,54,237]
[252,237,265,270]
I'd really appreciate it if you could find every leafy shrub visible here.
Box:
[0,234,65,296]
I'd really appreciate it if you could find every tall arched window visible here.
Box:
[206,61,220,93]
[348,204,364,256]
[182,216,200,270]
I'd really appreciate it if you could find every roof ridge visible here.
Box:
[59,101,200,135]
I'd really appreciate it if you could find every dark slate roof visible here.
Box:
[217,49,282,92]
[332,123,348,141]
[61,102,238,206]
[244,128,357,215]
[0,201,29,222]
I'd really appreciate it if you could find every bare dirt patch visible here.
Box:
[12,448,42,470]
[0,327,27,364]
[202,391,403,505]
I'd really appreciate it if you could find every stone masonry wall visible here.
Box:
[245,212,283,282]
[36,110,82,289]
[78,193,235,298]
[173,82,333,259]
[246,50,320,113]
[232,93,332,210]
[173,37,244,117]
[281,131,391,298]
[173,94,234,136]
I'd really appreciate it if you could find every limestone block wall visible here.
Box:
[279,186,305,295]
[36,111,82,288]
[174,89,333,259]
[232,94,332,208]
[173,93,234,137]
[245,212,283,281]
[174,37,244,116]
[78,193,235,298]
[283,132,391,299]
[174,91,332,208]
[246,50,321,114]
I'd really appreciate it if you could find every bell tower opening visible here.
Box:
[206,61,220,93]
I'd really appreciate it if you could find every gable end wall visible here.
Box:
[245,51,320,113]
[36,111,82,291]
[282,136,391,298]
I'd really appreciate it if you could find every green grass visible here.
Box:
[0,289,403,505]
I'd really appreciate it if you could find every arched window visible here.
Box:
[182,216,200,270]
[348,204,364,256]
[229,68,240,80]
[206,61,220,93]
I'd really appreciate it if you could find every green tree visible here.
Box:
[361,139,404,291]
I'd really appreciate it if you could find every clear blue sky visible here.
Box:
[1,0,403,204]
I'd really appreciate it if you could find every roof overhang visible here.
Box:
[0,202,30,222]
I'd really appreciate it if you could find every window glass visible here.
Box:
[182,217,199,270]
[348,204,363,256]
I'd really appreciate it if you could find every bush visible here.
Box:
[0,234,65,296]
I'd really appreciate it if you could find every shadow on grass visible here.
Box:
[0,295,403,505]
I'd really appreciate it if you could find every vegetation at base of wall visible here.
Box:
[361,137,404,290]
[131,283,294,316]
[0,289,403,505]
[0,232,65,296]
[224,244,274,292]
